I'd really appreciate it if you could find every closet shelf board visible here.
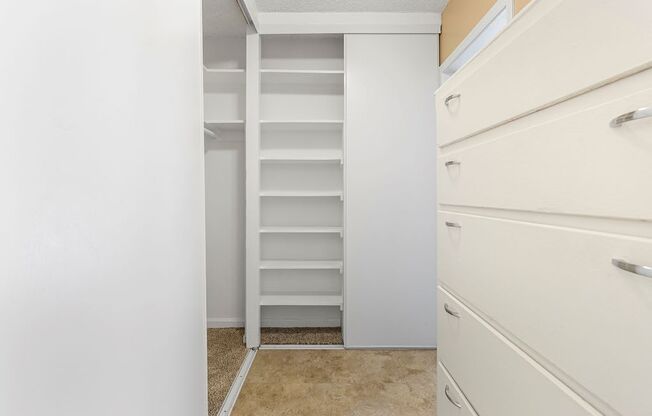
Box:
[259,294,343,306]
[259,190,343,198]
[259,260,343,271]
[260,226,343,235]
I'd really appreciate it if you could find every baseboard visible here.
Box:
[207,318,244,328]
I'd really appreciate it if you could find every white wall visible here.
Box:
[0,1,207,415]
[345,34,438,348]
[205,139,246,327]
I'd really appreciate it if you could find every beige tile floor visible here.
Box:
[232,349,437,416]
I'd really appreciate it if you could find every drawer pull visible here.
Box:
[445,221,461,229]
[445,160,461,167]
[612,258,652,278]
[444,303,460,318]
[609,106,652,127]
[444,93,461,107]
[444,385,462,408]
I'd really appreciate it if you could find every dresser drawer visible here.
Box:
[438,212,652,416]
[437,286,598,416]
[438,69,652,221]
[437,362,478,416]
[436,0,652,146]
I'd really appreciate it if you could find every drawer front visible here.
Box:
[437,362,478,416]
[437,287,598,416]
[436,0,652,146]
[438,69,652,221]
[438,212,652,416]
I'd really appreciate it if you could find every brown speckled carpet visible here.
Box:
[207,327,343,415]
[232,349,437,415]
[261,327,343,345]
[207,328,247,416]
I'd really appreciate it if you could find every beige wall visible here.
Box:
[440,0,496,64]
[439,0,534,64]
[514,0,533,14]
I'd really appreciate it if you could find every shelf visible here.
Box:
[203,67,245,90]
[261,69,344,86]
[260,120,344,131]
[204,120,245,132]
[260,260,343,271]
[260,152,342,163]
[260,294,343,307]
[260,226,343,235]
[260,190,343,198]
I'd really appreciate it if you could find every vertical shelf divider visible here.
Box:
[245,27,261,348]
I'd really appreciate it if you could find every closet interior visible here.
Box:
[204,30,346,344]
[257,35,345,344]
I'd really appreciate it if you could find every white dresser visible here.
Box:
[435,1,652,416]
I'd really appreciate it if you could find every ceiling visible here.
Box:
[255,0,448,13]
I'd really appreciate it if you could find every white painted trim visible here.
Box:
[439,0,511,78]
[261,318,341,327]
[506,0,516,19]
[258,12,441,34]
[259,344,344,350]
[245,28,261,349]
[207,318,245,328]
[218,348,257,415]
[342,34,348,348]
[237,0,260,32]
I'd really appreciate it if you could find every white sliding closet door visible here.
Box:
[344,35,438,348]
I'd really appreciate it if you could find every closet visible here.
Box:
[204,30,246,329]
[203,5,439,349]
[246,32,438,348]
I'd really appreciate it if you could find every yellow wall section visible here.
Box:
[440,0,496,64]
[440,0,534,64]
[514,0,533,14]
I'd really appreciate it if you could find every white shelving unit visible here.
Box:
[260,190,343,198]
[260,120,344,127]
[260,294,343,306]
[204,67,245,88]
[260,226,343,235]
[260,149,342,161]
[204,120,245,133]
[259,260,343,271]
[261,69,344,86]
[255,34,345,342]
[203,51,245,141]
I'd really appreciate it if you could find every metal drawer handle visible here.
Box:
[445,385,462,409]
[612,258,652,279]
[610,107,652,127]
[445,160,461,167]
[445,221,461,229]
[444,303,460,318]
[444,93,461,107]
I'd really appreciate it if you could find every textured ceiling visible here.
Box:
[255,0,448,13]
[203,0,247,38]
